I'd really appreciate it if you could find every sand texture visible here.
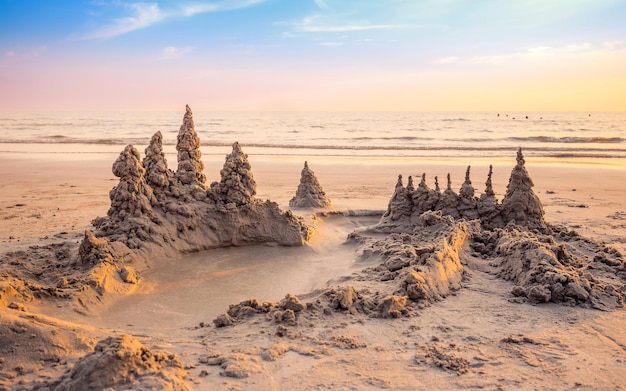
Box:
[289,161,332,208]
[1,109,626,390]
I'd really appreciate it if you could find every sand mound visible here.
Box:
[473,226,626,310]
[41,334,190,390]
[354,210,478,309]
[0,311,96,389]
[289,161,332,208]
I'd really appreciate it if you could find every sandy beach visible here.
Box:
[2,0,625,388]
[1,141,625,390]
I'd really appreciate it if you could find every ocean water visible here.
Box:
[0,111,624,160]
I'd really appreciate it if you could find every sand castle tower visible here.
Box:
[289,161,332,208]
[143,131,173,196]
[477,165,502,227]
[406,175,415,191]
[108,145,156,219]
[500,148,545,226]
[436,173,460,219]
[175,105,207,189]
[101,145,159,248]
[211,142,257,206]
[457,166,479,220]
[382,175,413,221]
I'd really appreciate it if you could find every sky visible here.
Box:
[0,0,625,111]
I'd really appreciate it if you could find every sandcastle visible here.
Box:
[83,105,312,264]
[289,161,332,208]
[370,149,624,309]
[380,148,545,230]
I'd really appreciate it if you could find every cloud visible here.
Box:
[439,42,603,66]
[82,0,266,40]
[5,50,15,57]
[314,0,330,10]
[432,56,459,65]
[318,41,344,47]
[292,15,411,33]
[602,41,624,50]
[155,45,193,60]
[82,2,165,40]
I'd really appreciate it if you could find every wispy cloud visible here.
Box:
[314,0,330,10]
[290,15,411,33]
[432,56,459,65]
[155,45,194,61]
[82,0,266,40]
[318,41,344,47]
[602,40,624,50]
[82,2,165,40]
[434,42,608,67]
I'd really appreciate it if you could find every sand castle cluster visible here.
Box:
[369,148,624,310]
[213,148,624,336]
[87,105,311,263]
[381,148,544,230]
[1,107,625,389]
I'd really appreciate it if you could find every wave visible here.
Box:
[509,136,624,144]
[2,135,625,150]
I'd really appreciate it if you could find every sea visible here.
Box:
[0,111,624,163]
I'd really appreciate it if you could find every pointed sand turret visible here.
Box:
[143,131,173,195]
[211,142,257,206]
[500,148,545,227]
[175,105,206,189]
[289,161,332,208]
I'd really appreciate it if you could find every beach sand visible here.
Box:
[1,151,625,390]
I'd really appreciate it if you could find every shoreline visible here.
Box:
[1,150,624,248]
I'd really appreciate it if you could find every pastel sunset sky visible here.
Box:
[1,0,625,111]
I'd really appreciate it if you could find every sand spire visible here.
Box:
[459,166,475,199]
[484,164,495,197]
[457,166,478,220]
[211,142,257,206]
[289,161,332,208]
[406,176,415,191]
[395,174,403,188]
[175,105,206,189]
[109,145,155,218]
[143,131,173,195]
[477,165,502,227]
[436,173,460,219]
[101,145,157,248]
[500,148,545,226]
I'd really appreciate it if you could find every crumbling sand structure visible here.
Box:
[43,335,190,390]
[86,106,311,265]
[500,148,545,227]
[380,148,545,230]
[289,161,332,208]
[373,149,623,309]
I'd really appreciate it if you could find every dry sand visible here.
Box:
[1,149,625,390]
